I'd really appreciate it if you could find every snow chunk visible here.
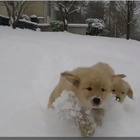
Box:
[53,90,95,137]
[53,91,81,120]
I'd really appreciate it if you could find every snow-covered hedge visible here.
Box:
[0,15,9,26]
[85,18,105,36]
[50,20,64,32]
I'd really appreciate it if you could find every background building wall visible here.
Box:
[24,1,44,17]
[0,2,8,17]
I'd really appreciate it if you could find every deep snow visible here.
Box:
[0,26,140,136]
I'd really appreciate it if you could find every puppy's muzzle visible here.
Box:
[116,96,121,102]
[92,97,101,105]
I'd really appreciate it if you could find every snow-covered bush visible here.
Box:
[50,21,64,32]
[21,14,30,21]
[100,28,110,36]
[86,18,105,36]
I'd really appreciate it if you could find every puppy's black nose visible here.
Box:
[93,97,100,105]
[116,96,120,102]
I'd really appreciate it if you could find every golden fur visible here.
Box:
[48,62,115,109]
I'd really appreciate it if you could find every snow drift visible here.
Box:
[0,26,140,136]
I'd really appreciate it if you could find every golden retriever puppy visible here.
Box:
[111,76,133,103]
[48,62,123,136]
[48,62,115,110]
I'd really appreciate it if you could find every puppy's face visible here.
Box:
[112,77,133,103]
[61,72,112,110]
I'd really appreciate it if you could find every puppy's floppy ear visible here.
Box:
[127,87,133,99]
[112,74,126,79]
[61,72,80,87]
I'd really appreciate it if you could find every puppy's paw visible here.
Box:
[77,112,95,137]
[94,118,102,126]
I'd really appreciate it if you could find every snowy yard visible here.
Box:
[0,26,140,136]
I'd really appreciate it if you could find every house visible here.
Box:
[23,1,57,24]
[0,1,87,34]
[0,1,57,24]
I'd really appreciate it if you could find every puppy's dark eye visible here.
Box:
[112,89,115,92]
[101,88,105,92]
[122,92,124,94]
[86,87,92,91]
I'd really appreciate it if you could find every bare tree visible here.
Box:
[4,1,27,29]
[52,1,80,31]
[115,1,137,39]
[126,1,136,40]
[105,1,138,39]
[86,1,105,20]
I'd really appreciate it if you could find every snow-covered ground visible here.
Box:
[0,26,140,137]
